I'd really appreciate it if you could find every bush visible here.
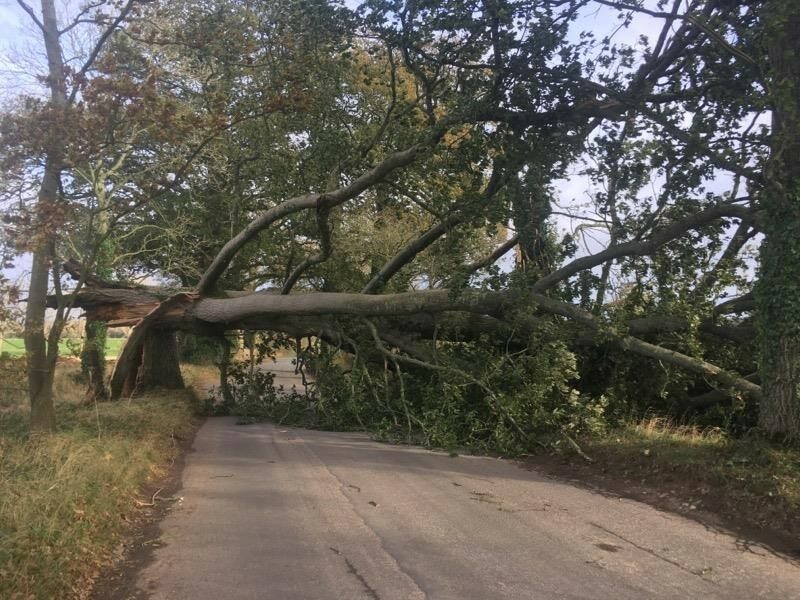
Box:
[177,333,223,364]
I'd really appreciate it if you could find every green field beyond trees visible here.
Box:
[0,338,127,359]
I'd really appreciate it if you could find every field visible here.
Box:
[0,337,127,358]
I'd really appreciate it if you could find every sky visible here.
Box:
[1,1,30,290]
[0,0,39,98]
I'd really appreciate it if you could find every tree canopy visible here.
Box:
[2,0,799,444]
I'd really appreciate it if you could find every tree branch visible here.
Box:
[465,233,519,274]
[692,218,756,300]
[198,122,453,295]
[281,206,333,294]
[362,213,463,294]
[362,165,507,293]
[15,0,44,33]
[68,0,138,104]
[532,203,752,292]
[525,293,763,400]
[714,292,754,315]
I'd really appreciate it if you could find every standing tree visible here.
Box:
[4,0,137,429]
[755,0,800,435]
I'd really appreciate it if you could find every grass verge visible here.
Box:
[0,362,199,599]
[549,418,800,543]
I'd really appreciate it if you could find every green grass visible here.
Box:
[576,418,800,537]
[0,363,199,599]
[0,337,127,359]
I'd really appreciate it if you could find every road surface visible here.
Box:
[262,357,311,392]
[130,417,800,599]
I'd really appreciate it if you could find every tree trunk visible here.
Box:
[25,246,56,431]
[511,169,553,275]
[24,0,68,432]
[80,186,113,400]
[756,1,800,439]
[81,318,108,401]
[137,329,184,392]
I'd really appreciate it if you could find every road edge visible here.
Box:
[89,415,205,600]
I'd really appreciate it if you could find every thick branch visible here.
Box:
[198,124,451,295]
[191,289,507,323]
[362,165,507,293]
[69,279,760,401]
[467,233,520,273]
[714,292,754,315]
[281,206,332,294]
[693,218,755,300]
[362,213,463,294]
[686,372,760,408]
[377,327,436,363]
[532,204,753,292]
[190,289,760,397]
[526,293,763,400]
[15,0,44,32]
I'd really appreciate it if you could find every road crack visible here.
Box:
[589,522,718,584]
[329,546,381,600]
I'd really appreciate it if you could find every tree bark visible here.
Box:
[81,318,108,401]
[26,247,56,431]
[137,329,184,391]
[756,1,800,439]
[108,293,196,398]
[79,169,114,399]
[511,169,553,274]
[25,0,68,432]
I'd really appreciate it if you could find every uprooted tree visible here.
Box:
[4,0,800,441]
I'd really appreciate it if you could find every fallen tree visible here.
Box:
[55,235,761,404]
[15,0,800,440]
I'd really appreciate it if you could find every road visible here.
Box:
[263,357,311,392]
[127,413,800,600]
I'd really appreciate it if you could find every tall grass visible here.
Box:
[579,417,800,534]
[0,362,198,599]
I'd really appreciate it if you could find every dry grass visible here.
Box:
[577,417,800,536]
[180,363,220,396]
[0,361,199,599]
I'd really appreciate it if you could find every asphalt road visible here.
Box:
[131,419,800,599]
[261,357,311,392]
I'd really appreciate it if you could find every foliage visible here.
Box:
[213,328,608,457]
[3,0,800,436]
[177,333,223,364]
